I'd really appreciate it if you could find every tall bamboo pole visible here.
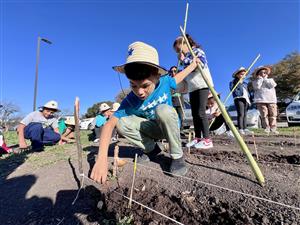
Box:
[179,27,265,186]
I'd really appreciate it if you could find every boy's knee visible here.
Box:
[53,133,61,143]
[155,104,175,120]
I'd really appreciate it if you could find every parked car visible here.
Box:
[80,117,95,130]
[286,92,300,126]
[182,100,262,129]
[227,103,262,128]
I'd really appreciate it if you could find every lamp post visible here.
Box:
[33,36,52,111]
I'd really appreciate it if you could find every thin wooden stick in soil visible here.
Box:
[128,154,138,209]
[113,144,119,177]
[74,97,83,176]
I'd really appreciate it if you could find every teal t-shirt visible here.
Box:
[114,75,176,120]
[58,119,67,134]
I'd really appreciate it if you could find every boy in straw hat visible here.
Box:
[229,67,253,135]
[252,66,279,134]
[91,41,199,183]
[93,103,113,143]
[17,100,61,151]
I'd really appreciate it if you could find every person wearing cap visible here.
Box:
[252,66,278,134]
[229,67,253,135]
[206,92,234,138]
[91,41,199,183]
[58,116,76,144]
[17,100,61,151]
[93,103,113,143]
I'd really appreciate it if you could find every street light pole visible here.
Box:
[33,36,52,111]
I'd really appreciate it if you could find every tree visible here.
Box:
[84,101,113,118]
[0,102,20,130]
[271,52,300,101]
[115,88,131,103]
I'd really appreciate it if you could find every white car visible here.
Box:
[80,117,95,130]
[286,92,300,126]
[227,103,262,128]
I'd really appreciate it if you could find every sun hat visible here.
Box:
[112,41,168,76]
[232,67,247,78]
[111,102,120,112]
[41,100,60,112]
[99,103,111,113]
[65,116,75,126]
[254,66,271,77]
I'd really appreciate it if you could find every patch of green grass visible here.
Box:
[2,131,19,146]
[251,127,300,136]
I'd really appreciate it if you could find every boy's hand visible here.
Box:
[91,157,108,184]
[19,141,28,149]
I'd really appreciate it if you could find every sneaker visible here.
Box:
[244,129,254,135]
[194,138,213,149]
[170,157,188,176]
[264,127,270,134]
[93,138,99,143]
[270,128,279,135]
[0,143,13,154]
[239,129,245,135]
[136,144,162,164]
[225,130,234,138]
[186,138,200,148]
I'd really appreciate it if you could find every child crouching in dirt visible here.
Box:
[206,92,234,138]
[91,41,199,183]
[58,116,75,144]
[252,66,279,134]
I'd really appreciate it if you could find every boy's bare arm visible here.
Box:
[17,123,27,148]
[174,58,199,84]
[91,116,119,184]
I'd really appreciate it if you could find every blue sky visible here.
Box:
[1,0,299,116]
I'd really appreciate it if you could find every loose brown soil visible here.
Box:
[0,134,299,224]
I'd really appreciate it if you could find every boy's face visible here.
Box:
[41,108,56,118]
[103,110,112,118]
[236,70,246,79]
[129,75,159,100]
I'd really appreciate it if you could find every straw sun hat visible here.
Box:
[113,41,168,76]
[254,66,271,77]
[41,100,60,112]
[65,116,75,126]
[111,102,120,112]
[99,103,111,113]
[232,67,247,78]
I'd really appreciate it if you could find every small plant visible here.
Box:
[117,214,134,225]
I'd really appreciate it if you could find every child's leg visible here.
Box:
[155,104,182,159]
[243,101,249,129]
[267,103,278,130]
[257,103,269,129]
[24,122,44,149]
[190,88,209,138]
[116,115,164,153]
[234,98,245,130]
[43,128,61,145]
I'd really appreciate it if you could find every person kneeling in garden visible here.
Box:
[17,100,61,151]
[58,116,76,144]
[91,41,199,183]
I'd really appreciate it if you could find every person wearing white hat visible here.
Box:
[58,116,76,144]
[93,103,113,143]
[229,67,253,136]
[17,100,61,151]
[91,41,200,184]
[252,66,278,134]
[111,102,120,112]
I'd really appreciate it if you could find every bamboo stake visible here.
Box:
[74,97,83,177]
[209,54,260,128]
[179,27,265,186]
[128,154,138,208]
[293,128,297,148]
[252,133,259,161]
[188,131,192,154]
[175,2,189,120]
[113,144,119,177]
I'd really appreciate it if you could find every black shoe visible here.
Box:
[170,157,188,176]
[136,144,162,164]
